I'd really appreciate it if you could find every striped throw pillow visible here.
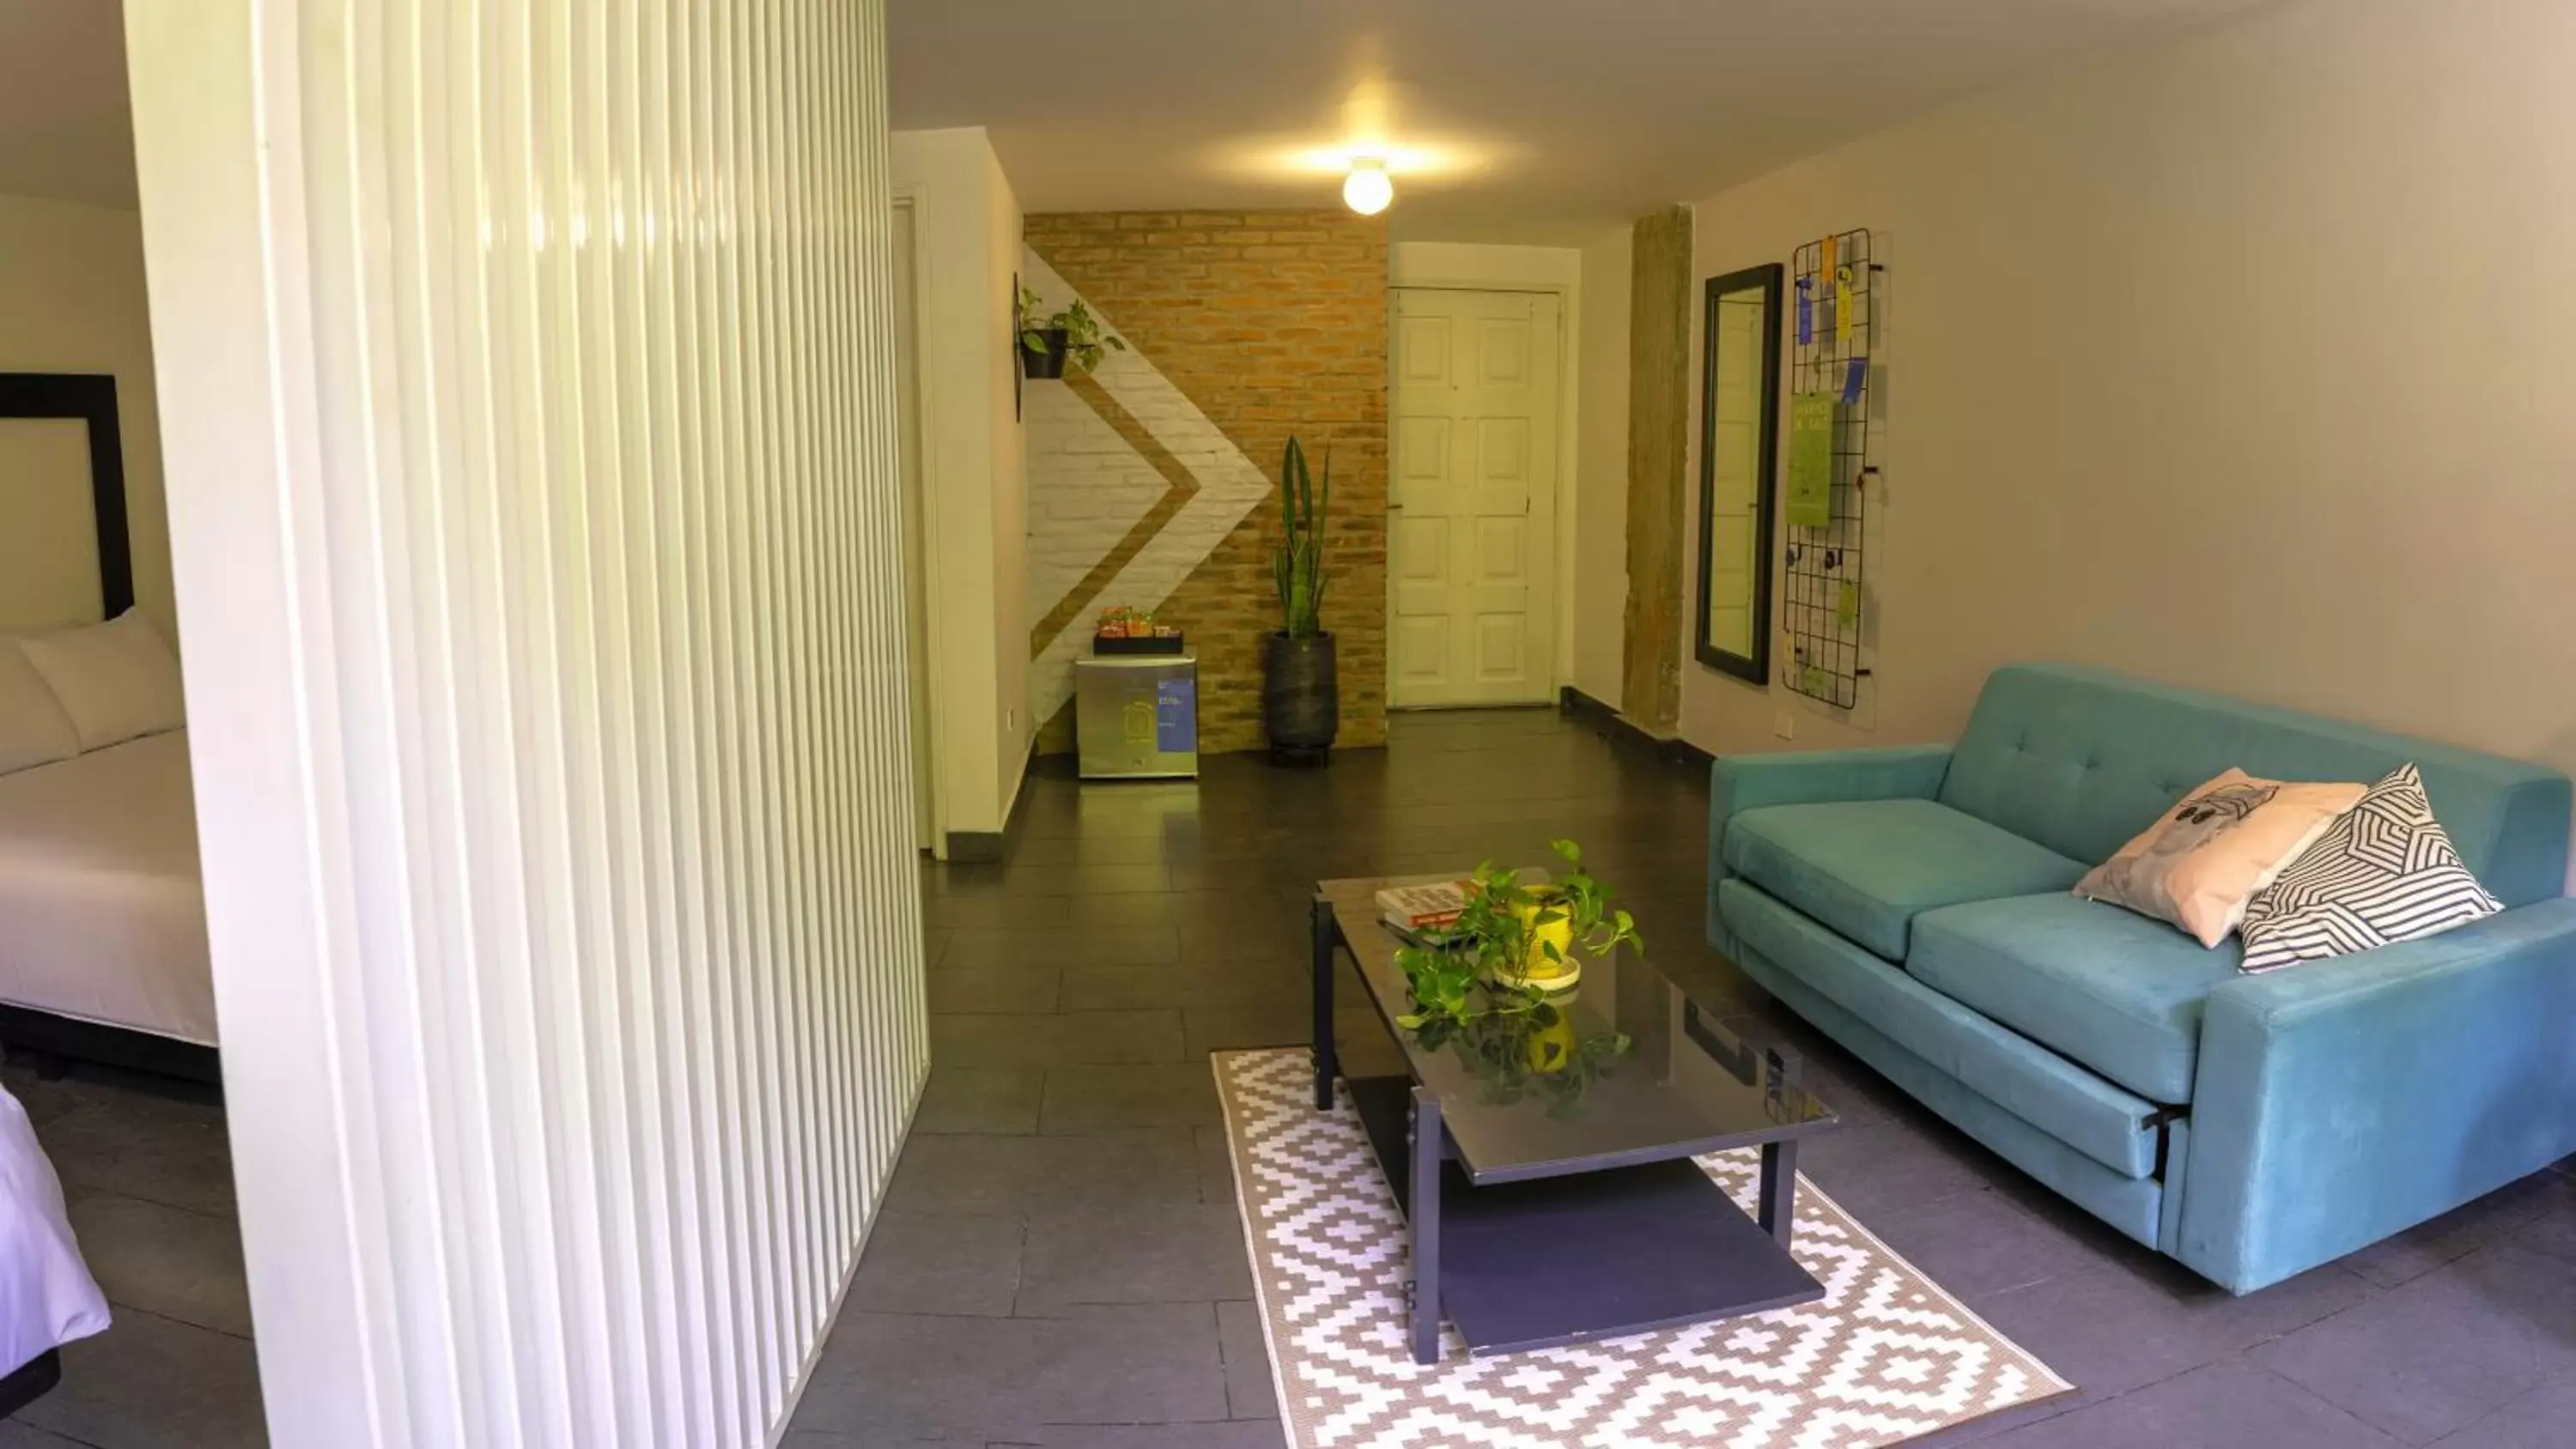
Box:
[2239,763,2502,973]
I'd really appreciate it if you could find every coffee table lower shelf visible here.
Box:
[1344,1075,1824,1361]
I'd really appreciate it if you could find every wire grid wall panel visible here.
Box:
[1783,229,1878,710]
[126,1,928,1444]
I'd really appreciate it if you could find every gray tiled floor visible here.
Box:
[790,706,2576,1448]
[2,1058,263,1448]
[26,707,2576,1447]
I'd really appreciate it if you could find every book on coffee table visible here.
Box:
[1376,882,1467,932]
[1372,870,1558,948]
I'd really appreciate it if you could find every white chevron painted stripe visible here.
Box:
[1021,248,1273,728]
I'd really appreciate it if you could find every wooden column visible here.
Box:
[1622,205,1692,732]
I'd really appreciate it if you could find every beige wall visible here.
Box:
[983,138,1031,814]
[892,127,1027,843]
[1571,228,1631,708]
[0,194,167,635]
[1676,0,2576,876]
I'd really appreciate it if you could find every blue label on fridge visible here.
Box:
[1156,675,1197,752]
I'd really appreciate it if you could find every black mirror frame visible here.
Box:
[1693,264,1783,684]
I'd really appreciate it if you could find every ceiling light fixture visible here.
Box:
[1342,158,1394,216]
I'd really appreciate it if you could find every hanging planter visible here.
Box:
[1018,288,1124,382]
[1019,326,1071,379]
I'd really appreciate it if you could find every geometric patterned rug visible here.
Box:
[1212,1047,2074,1448]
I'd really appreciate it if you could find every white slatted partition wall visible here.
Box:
[123,1,926,1444]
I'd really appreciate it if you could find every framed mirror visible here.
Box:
[1694,264,1783,684]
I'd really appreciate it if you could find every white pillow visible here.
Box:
[0,640,80,775]
[17,609,186,751]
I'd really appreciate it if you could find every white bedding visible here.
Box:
[0,1088,107,1372]
[0,731,215,1046]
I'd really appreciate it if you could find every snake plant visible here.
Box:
[1273,436,1331,639]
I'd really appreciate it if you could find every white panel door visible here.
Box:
[1388,289,1562,707]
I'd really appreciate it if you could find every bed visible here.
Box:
[0,373,168,1412]
[0,731,212,1051]
[0,373,216,1082]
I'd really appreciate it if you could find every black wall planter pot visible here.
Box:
[1020,327,1070,380]
[1264,632,1339,764]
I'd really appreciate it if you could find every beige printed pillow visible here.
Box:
[2075,768,2365,948]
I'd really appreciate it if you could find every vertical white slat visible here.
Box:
[811,0,864,1264]
[447,0,584,1436]
[750,0,821,1364]
[126,0,924,1444]
[661,5,751,1440]
[376,3,514,1440]
[849,0,913,1203]
[706,0,786,1411]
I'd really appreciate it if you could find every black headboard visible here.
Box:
[0,373,131,619]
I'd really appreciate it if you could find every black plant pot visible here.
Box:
[1020,327,1070,380]
[1264,632,1339,765]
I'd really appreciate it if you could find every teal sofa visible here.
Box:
[1707,664,2576,1294]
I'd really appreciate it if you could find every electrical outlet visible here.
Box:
[1773,710,1797,741]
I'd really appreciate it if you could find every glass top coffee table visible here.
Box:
[1310,874,1840,1364]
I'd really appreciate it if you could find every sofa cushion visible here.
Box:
[1940,664,2572,911]
[1720,878,2164,1179]
[1728,919,2167,1245]
[1911,894,2242,1105]
[1722,798,2088,961]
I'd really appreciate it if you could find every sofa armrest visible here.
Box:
[1707,745,1953,949]
[2177,899,2576,1293]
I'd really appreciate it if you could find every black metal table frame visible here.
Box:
[1310,896,1808,1365]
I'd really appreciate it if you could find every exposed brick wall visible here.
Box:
[1025,209,1388,755]
[1625,205,1691,733]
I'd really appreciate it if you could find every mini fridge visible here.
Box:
[1074,653,1200,779]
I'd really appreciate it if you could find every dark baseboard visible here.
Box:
[1558,683,1619,727]
[946,831,1005,864]
[946,735,1042,864]
[0,1006,222,1087]
[1558,686,1716,772]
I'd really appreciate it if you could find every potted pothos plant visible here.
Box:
[1265,435,1335,762]
[1018,288,1126,379]
[1393,841,1645,1114]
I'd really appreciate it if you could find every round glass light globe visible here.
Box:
[1342,162,1394,216]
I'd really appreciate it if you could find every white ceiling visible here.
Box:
[0,0,132,209]
[890,0,2269,244]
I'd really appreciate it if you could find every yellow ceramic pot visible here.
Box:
[1522,1009,1577,1074]
[1493,890,1582,992]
